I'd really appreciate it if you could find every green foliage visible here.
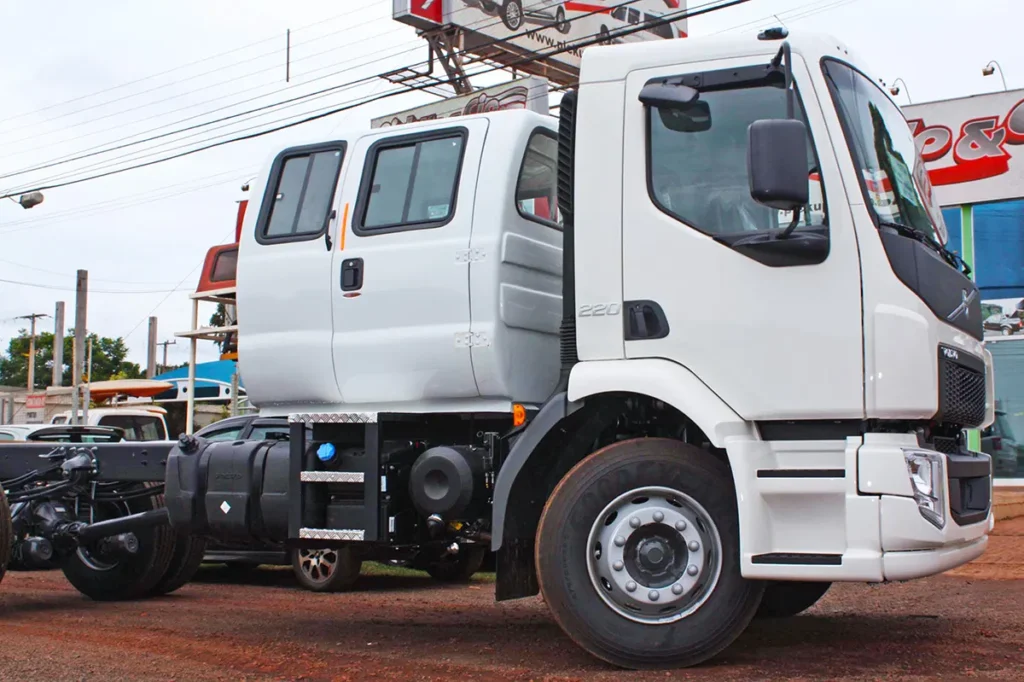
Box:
[0,329,143,388]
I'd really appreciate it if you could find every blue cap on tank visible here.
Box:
[316,443,336,462]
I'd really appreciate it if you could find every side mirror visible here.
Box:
[747,118,810,210]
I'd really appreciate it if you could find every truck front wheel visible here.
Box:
[535,438,763,669]
[755,580,831,618]
[0,486,11,589]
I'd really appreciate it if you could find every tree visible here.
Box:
[208,302,236,354]
[0,330,144,388]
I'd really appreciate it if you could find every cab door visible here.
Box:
[330,119,488,405]
[236,141,347,407]
[619,55,864,421]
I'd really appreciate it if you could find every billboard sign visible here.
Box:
[372,76,549,127]
[394,1,688,85]
[904,88,1024,207]
[394,0,445,30]
[25,394,46,410]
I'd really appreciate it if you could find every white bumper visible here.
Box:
[729,432,993,583]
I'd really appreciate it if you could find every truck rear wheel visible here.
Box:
[291,546,361,592]
[151,533,207,596]
[755,581,831,618]
[60,487,176,601]
[535,438,764,669]
[0,486,11,589]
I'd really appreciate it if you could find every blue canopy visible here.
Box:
[154,360,243,389]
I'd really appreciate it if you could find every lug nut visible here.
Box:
[672,583,684,595]
[648,590,660,601]
[629,516,641,529]
[626,581,637,592]
[653,511,664,523]
[688,541,700,552]
[614,535,626,547]
[675,520,687,532]
[613,560,624,571]
[687,564,699,576]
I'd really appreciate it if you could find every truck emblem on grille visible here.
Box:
[947,289,977,322]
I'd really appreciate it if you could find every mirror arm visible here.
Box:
[771,41,795,119]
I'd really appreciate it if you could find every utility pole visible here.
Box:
[147,316,158,379]
[16,312,49,391]
[53,302,65,387]
[157,339,177,374]
[71,270,88,426]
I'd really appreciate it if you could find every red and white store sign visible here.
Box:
[393,0,444,29]
[905,88,1024,206]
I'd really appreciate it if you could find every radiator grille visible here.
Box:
[937,349,986,428]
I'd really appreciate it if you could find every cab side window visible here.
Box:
[355,129,466,234]
[258,143,346,242]
[516,130,561,229]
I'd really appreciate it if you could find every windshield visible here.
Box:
[822,59,948,246]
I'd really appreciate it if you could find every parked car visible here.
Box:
[26,425,127,443]
[984,312,1023,336]
[0,424,42,441]
[50,406,168,441]
[981,409,1022,477]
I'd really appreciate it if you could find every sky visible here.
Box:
[0,0,1018,373]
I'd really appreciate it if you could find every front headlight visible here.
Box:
[904,450,946,529]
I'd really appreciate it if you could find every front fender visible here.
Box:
[568,358,754,447]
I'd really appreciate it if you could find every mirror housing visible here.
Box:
[747,118,809,211]
[639,81,711,133]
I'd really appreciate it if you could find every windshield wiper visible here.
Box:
[878,220,971,276]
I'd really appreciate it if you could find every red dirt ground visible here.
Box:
[1,518,1022,681]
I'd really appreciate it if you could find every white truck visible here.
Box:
[0,30,995,669]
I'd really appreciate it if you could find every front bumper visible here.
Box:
[735,432,992,582]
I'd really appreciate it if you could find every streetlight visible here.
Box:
[15,191,44,209]
[982,60,1008,91]
[889,77,912,103]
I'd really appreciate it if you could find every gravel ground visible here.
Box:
[1,517,1022,681]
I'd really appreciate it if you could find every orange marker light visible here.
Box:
[513,404,527,427]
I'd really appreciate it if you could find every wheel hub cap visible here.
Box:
[300,549,337,582]
[587,486,723,624]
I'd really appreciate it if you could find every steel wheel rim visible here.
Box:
[586,485,723,624]
[299,548,338,583]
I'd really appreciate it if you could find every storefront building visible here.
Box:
[905,87,1024,482]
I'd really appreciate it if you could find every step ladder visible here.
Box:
[287,412,385,543]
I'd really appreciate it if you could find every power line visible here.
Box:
[3,0,732,199]
[122,228,236,340]
[0,276,193,294]
[0,0,512,159]
[0,1,386,128]
[0,0,544,181]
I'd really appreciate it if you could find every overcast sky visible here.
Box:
[0,0,1017,373]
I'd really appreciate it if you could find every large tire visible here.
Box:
[755,581,831,618]
[426,545,487,582]
[501,0,524,30]
[535,438,764,669]
[0,486,11,589]
[555,6,571,34]
[151,533,207,596]
[291,546,361,592]
[60,485,176,601]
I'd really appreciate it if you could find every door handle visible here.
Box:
[341,258,363,291]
